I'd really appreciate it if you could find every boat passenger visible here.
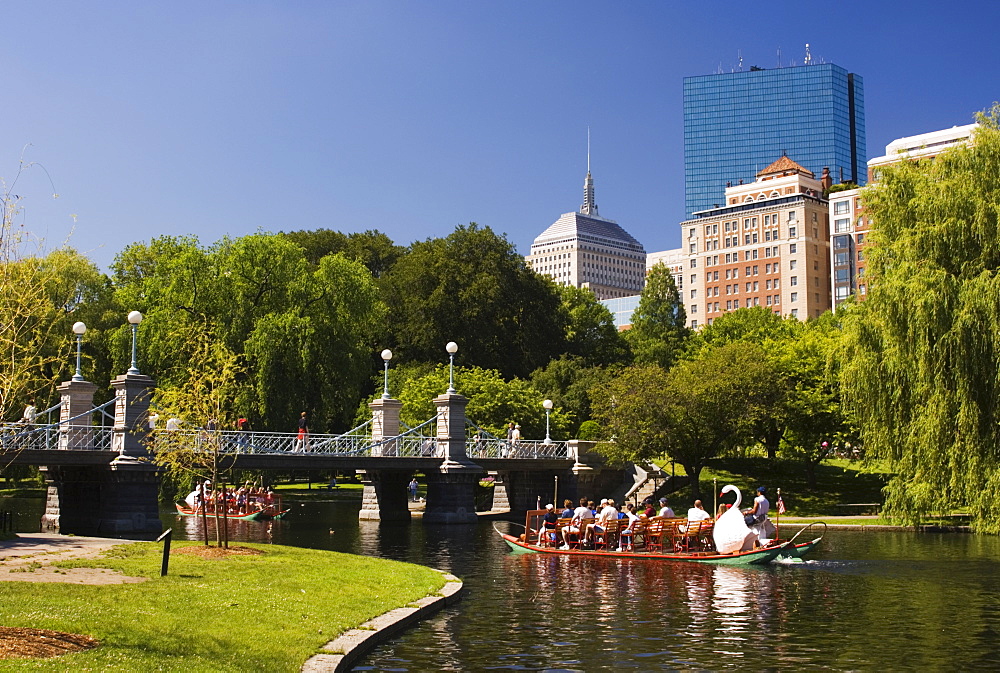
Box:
[560,497,594,549]
[618,503,640,551]
[560,499,575,519]
[537,504,560,545]
[641,498,656,518]
[687,500,712,523]
[585,499,617,546]
[744,487,770,527]
[658,498,675,518]
[716,503,731,519]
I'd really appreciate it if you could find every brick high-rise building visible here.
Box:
[680,155,832,327]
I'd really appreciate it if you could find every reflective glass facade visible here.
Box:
[684,64,865,218]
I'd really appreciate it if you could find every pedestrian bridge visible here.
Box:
[3,371,624,538]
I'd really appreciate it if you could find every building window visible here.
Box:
[691,289,697,298]
[789,226,797,238]
[690,305,697,314]
[790,244,797,254]
[835,218,851,233]
[790,260,797,270]
[857,233,865,244]
[690,259,697,268]
[791,292,798,302]
[689,243,696,253]
[691,274,697,284]
[834,201,850,215]
[791,308,798,317]
[788,211,798,222]
[688,228,695,238]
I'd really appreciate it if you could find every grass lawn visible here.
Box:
[0,542,447,671]
[661,456,891,516]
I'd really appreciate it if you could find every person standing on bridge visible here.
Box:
[294,412,308,452]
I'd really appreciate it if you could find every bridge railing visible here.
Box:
[464,421,568,459]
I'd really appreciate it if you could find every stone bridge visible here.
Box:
[2,371,625,539]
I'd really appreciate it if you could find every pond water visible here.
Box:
[5,495,1000,670]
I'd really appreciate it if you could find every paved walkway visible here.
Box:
[0,533,145,584]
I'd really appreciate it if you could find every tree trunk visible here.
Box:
[684,463,703,500]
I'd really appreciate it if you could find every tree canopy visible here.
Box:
[591,342,781,497]
[841,105,1000,531]
[379,224,566,379]
[623,262,687,369]
[112,233,385,432]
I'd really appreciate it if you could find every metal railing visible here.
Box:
[1,399,115,452]
[465,421,568,459]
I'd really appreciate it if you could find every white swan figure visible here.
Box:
[713,484,758,553]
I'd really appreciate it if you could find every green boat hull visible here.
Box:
[500,533,790,565]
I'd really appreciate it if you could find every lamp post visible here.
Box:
[542,399,553,444]
[381,349,393,399]
[71,321,87,381]
[445,341,458,393]
[127,311,143,375]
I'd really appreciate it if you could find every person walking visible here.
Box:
[294,412,308,452]
[409,477,419,502]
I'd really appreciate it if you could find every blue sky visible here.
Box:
[3,1,998,270]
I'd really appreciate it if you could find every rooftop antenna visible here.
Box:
[738,49,743,71]
[587,126,591,173]
[804,43,812,65]
[777,46,782,68]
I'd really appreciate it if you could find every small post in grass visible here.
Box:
[157,528,173,576]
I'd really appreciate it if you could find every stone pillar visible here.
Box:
[57,379,98,450]
[39,464,162,539]
[488,471,509,511]
[356,469,412,522]
[369,397,402,457]
[111,372,156,460]
[423,392,481,524]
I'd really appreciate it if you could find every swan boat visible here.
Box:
[174,503,290,521]
[497,527,794,565]
[498,485,825,566]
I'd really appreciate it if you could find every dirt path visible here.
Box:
[0,533,147,585]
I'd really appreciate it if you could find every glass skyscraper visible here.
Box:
[683,63,865,218]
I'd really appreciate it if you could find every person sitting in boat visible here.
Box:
[687,500,712,523]
[537,504,560,546]
[716,503,731,519]
[658,498,675,518]
[585,499,618,546]
[618,503,641,551]
[560,497,594,549]
[641,498,656,518]
[559,499,575,519]
[743,487,769,527]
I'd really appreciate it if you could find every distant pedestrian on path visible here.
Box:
[294,412,308,452]
[409,478,419,501]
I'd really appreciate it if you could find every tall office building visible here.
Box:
[680,155,832,327]
[684,62,865,218]
[526,170,647,300]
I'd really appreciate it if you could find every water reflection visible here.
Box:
[8,496,1000,669]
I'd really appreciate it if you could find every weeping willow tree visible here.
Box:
[841,105,1000,531]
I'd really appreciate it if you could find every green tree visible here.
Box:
[282,228,403,278]
[591,342,780,498]
[149,327,243,547]
[623,262,688,369]
[529,355,616,436]
[841,105,1000,531]
[558,286,630,366]
[380,224,566,379]
[394,365,569,440]
[112,233,385,432]
[689,306,804,460]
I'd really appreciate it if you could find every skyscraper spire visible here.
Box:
[581,127,598,216]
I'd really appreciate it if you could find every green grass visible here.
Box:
[662,456,891,516]
[0,541,447,671]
